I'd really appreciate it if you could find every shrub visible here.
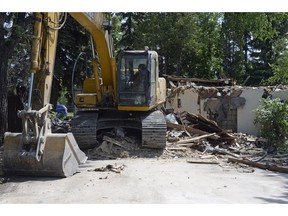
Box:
[254,97,288,153]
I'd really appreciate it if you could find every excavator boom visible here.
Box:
[3,13,88,177]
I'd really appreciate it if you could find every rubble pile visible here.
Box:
[164,110,288,173]
[51,118,71,133]
[166,111,235,143]
[86,133,139,160]
[83,109,288,174]
[1,110,287,175]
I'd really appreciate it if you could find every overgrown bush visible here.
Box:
[254,97,288,153]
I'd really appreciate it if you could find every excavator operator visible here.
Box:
[133,64,146,91]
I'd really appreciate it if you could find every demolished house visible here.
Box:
[165,75,288,136]
[34,75,288,175]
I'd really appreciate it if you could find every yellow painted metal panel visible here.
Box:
[76,94,97,108]
[117,106,150,111]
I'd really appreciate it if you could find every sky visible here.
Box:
[1,0,288,12]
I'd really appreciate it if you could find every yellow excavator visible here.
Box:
[2,12,167,177]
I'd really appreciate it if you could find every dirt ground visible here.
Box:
[1,155,288,204]
[1,131,288,205]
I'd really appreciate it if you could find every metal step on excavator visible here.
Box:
[3,104,87,177]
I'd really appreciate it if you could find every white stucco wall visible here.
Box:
[199,98,208,118]
[180,89,199,114]
[270,89,288,100]
[166,88,199,114]
[237,87,264,136]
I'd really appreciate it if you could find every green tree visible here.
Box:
[220,12,288,85]
[124,12,222,78]
[268,49,288,84]
[254,98,288,152]
[115,12,145,50]
[0,12,32,144]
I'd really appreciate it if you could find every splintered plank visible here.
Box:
[177,133,217,145]
[167,122,208,136]
[228,157,288,174]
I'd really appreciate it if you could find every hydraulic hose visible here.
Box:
[71,52,88,106]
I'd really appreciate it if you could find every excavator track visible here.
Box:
[71,111,99,149]
[141,110,167,148]
[71,110,167,150]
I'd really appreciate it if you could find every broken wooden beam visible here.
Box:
[228,157,288,174]
[169,80,176,88]
[187,160,219,165]
[182,112,235,143]
[167,122,208,136]
[164,75,234,86]
[103,136,128,149]
[166,147,189,151]
[213,147,240,158]
[177,133,217,144]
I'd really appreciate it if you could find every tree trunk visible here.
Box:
[0,45,10,145]
[0,14,9,145]
[0,13,27,145]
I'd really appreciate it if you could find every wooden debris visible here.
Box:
[200,155,219,160]
[169,80,176,88]
[96,141,113,154]
[228,157,288,174]
[178,112,191,137]
[228,146,241,154]
[164,75,235,86]
[177,133,216,144]
[180,112,235,143]
[103,135,129,150]
[178,142,201,148]
[187,160,219,165]
[212,146,240,158]
[167,147,189,151]
[272,154,288,158]
[167,122,213,137]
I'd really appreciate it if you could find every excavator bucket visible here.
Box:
[3,132,87,177]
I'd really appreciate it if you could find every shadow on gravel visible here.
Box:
[254,171,288,204]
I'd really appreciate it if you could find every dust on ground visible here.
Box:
[1,128,288,180]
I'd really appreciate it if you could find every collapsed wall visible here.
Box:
[165,75,288,136]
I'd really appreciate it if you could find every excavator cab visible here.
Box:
[117,50,166,111]
[118,51,150,106]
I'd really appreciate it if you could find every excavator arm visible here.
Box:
[2,12,97,177]
[31,12,116,110]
